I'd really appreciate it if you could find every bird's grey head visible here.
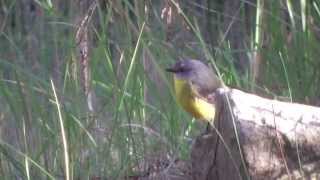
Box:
[166,59,212,80]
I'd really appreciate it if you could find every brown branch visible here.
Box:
[191,87,320,180]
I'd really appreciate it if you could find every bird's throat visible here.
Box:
[173,77,216,121]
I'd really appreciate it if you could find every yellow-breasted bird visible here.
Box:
[166,59,222,123]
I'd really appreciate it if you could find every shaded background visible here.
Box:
[0,0,320,179]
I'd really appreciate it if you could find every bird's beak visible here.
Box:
[165,65,178,73]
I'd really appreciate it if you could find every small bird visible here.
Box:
[166,59,222,123]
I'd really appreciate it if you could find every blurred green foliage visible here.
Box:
[0,0,319,179]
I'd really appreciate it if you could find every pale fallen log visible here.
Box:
[191,88,320,180]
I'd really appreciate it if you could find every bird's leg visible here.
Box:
[204,121,214,135]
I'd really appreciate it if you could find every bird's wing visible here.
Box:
[188,81,210,100]
[188,76,220,104]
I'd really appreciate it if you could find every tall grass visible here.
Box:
[0,0,319,179]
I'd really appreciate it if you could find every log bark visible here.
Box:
[191,87,320,180]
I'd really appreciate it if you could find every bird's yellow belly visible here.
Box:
[174,78,215,121]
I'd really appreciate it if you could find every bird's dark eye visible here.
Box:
[177,62,190,72]
[179,64,186,71]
